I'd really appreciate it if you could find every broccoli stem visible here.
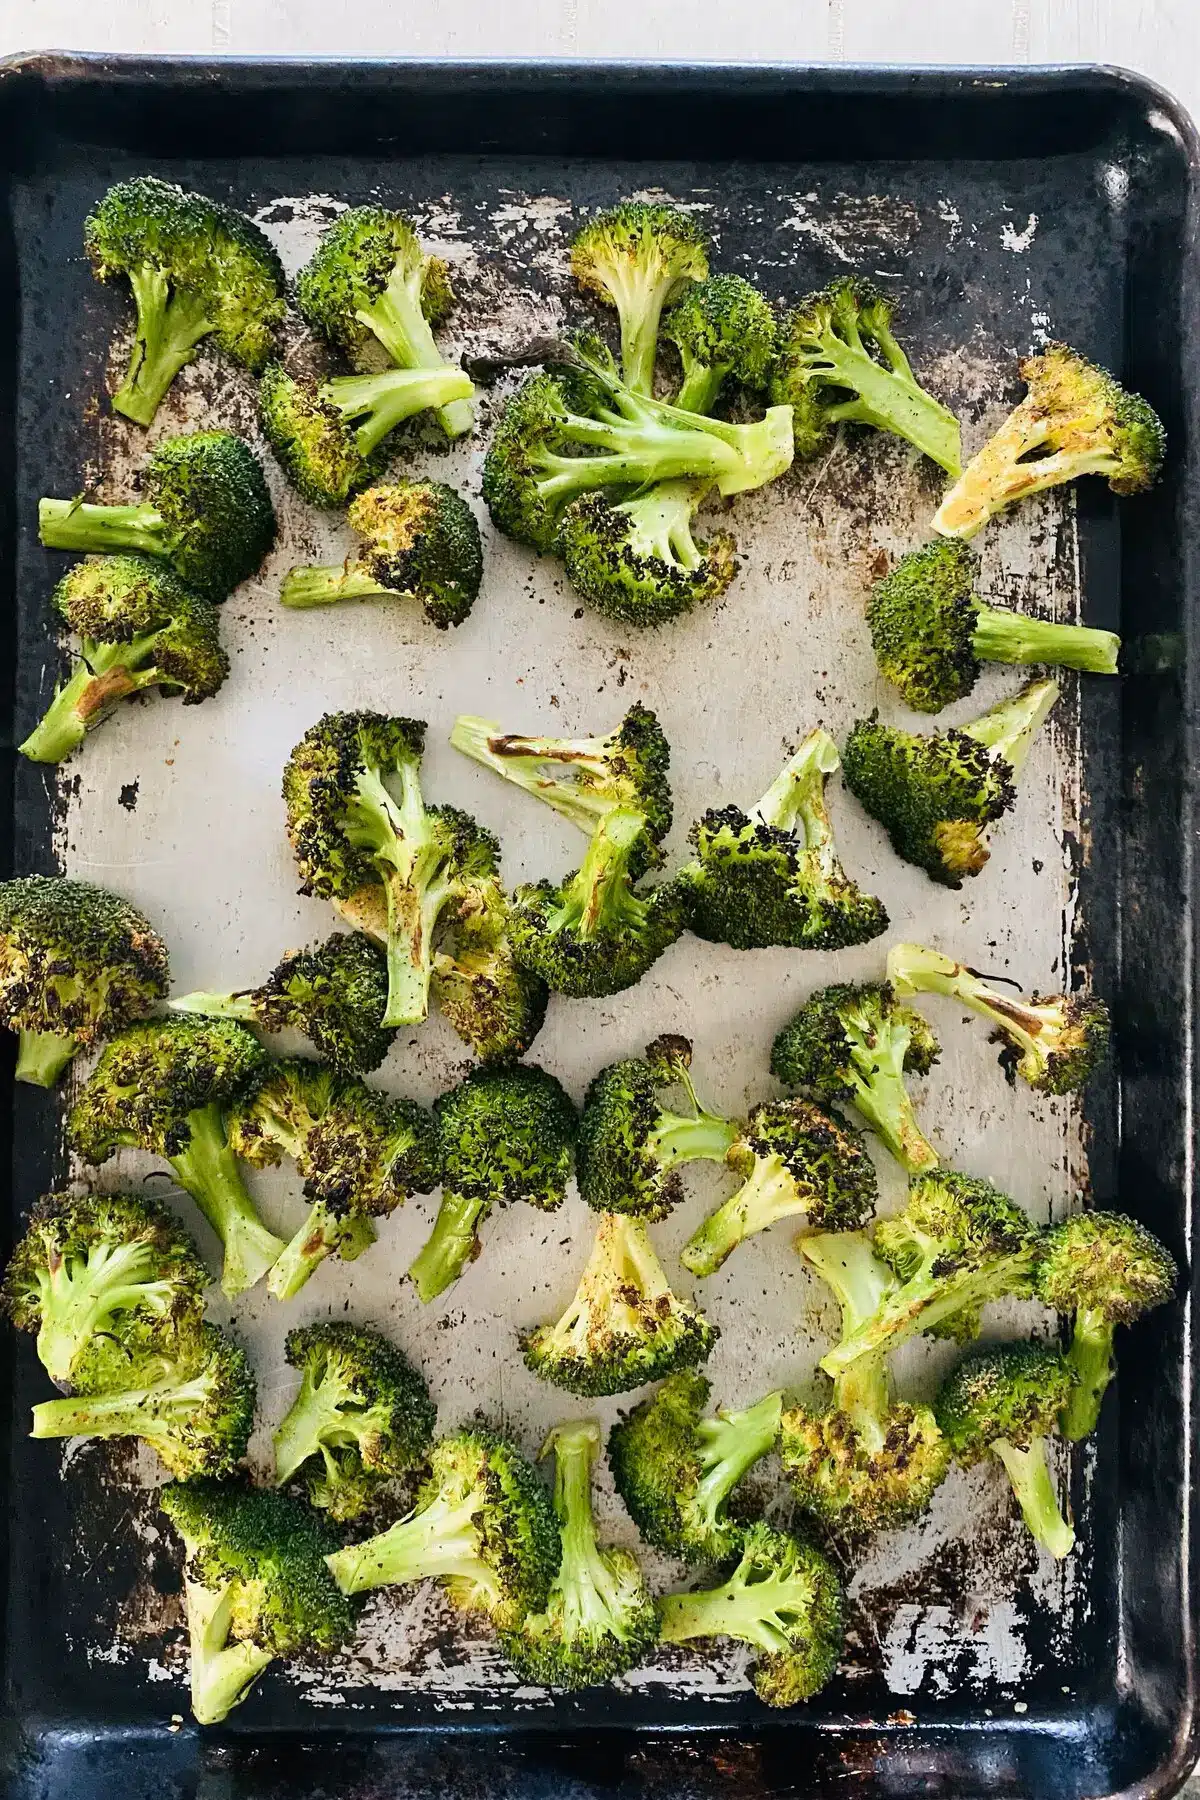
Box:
[168,990,260,1023]
[933,401,1120,539]
[814,323,961,474]
[1062,1309,1115,1442]
[408,1189,488,1303]
[267,1199,359,1300]
[675,362,725,417]
[169,1105,285,1298]
[838,1010,939,1175]
[31,1362,208,1441]
[112,268,214,427]
[833,1351,892,1453]
[19,632,170,764]
[327,367,475,455]
[449,717,634,836]
[991,1437,1074,1558]
[820,1258,1028,1378]
[887,944,1057,1075]
[356,264,475,440]
[556,807,648,942]
[682,1154,805,1276]
[279,566,394,609]
[39,498,173,559]
[650,1106,740,1171]
[339,1213,378,1261]
[963,678,1060,777]
[971,607,1120,676]
[547,1420,628,1628]
[272,1360,359,1486]
[618,479,710,564]
[692,1392,784,1528]
[183,1578,275,1725]
[14,1027,77,1087]
[325,1486,493,1597]
[657,1572,795,1653]
[346,761,447,1028]
[751,727,840,838]
[800,1232,897,1446]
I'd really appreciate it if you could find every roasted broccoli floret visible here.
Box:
[780,1232,950,1536]
[295,206,474,439]
[663,274,777,415]
[30,1320,255,1479]
[160,1476,357,1724]
[608,1370,782,1564]
[935,1342,1078,1559]
[820,1171,1041,1380]
[408,1065,577,1302]
[886,941,1111,1096]
[1034,1211,1176,1441]
[657,1521,843,1707]
[499,1419,659,1689]
[39,430,276,602]
[868,539,1120,713]
[682,1099,878,1278]
[67,1017,282,1298]
[280,481,482,628]
[85,175,285,427]
[324,1428,560,1631]
[521,1212,718,1397]
[771,278,961,473]
[19,555,228,764]
[227,1058,439,1300]
[933,343,1165,540]
[172,931,393,1077]
[770,981,940,1174]
[576,1034,739,1221]
[679,728,888,951]
[569,203,709,394]
[555,480,738,628]
[842,677,1060,888]
[430,870,549,1066]
[0,875,169,1087]
[2,1190,208,1390]
[273,1321,436,1521]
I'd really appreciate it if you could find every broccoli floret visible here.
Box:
[868,540,1121,713]
[227,1058,439,1300]
[576,1035,740,1221]
[819,1171,1041,1381]
[933,343,1165,540]
[280,481,483,628]
[172,931,393,1077]
[771,278,961,473]
[657,1521,843,1707]
[259,362,475,507]
[283,711,499,1027]
[430,871,549,1066]
[2,1189,208,1389]
[67,1017,282,1298]
[39,430,276,602]
[770,981,940,1174]
[1034,1211,1176,1441]
[31,1320,255,1479]
[295,206,474,439]
[500,1419,659,1689]
[85,176,285,427]
[0,875,170,1087]
[935,1342,1078,1559]
[273,1321,436,1521]
[521,1212,718,1397]
[569,203,709,395]
[160,1476,357,1723]
[682,1099,878,1278]
[842,678,1060,888]
[408,1065,577,1302]
[663,274,778,415]
[886,941,1110,1095]
[780,1232,950,1536]
[679,728,888,951]
[555,481,738,628]
[324,1428,560,1631]
[608,1370,782,1564]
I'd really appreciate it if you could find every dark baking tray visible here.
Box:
[0,53,1195,1800]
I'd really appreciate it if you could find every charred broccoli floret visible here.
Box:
[663,274,777,415]
[273,1321,436,1521]
[842,678,1060,888]
[85,175,285,427]
[569,203,709,395]
[408,1065,577,1302]
[280,481,482,627]
[555,480,738,628]
[39,430,276,602]
[430,870,549,1066]
[0,875,169,1087]
[934,343,1165,540]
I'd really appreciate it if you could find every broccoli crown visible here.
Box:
[570,203,709,393]
[555,482,738,628]
[296,205,453,365]
[871,1169,1040,1342]
[1034,1210,1177,1325]
[347,482,483,630]
[430,874,550,1066]
[867,539,983,713]
[434,1064,578,1211]
[935,1341,1075,1466]
[259,361,383,509]
[780,1399,950,1537]
[0,875,169,1049]
[68,1015,268,1163]
[283,710,428,903]
[142,430,277,600]
[729,1097,879,1231]
[46,552,229,706]
[664,274,778,414]
[253,932,393,1075]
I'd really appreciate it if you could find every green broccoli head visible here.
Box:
[570,203,709,394]
[431,871,550,1066]
[555,481,738,627]
[663,274,777,413]
[346,482,482,628]
[259,361,386,508]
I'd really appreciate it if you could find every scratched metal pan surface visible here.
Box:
[0,55,1195,1800]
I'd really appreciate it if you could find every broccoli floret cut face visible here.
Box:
[273,1321,436,1521]
[770,980,940,1175]
[868,540,1121,714]
[0,875,170,1087]
[500,1420,659,1690]
[771,278,961,474]
[281,481,483,628]
[663,274,778,414]
[608,1370,782,1564]
[682,1099,878,1278]
[657,1521,844,1707]
[85,176,285,427]
[576,1035,739,1221]
[934,343,1166,540]
[570,203,709,394]
[408,1065,578,1302]
[680,727,889,951]
[39,430,277,602]
[324,1428,561,1631]
[842,679,1060,888]
[431,873,550,1066]
[161,1476,357,1723]
[521,1212,719,1397]
[556,482,738,627]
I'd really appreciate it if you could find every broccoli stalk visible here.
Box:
[15,1031,77,1086]
[183,1578,276,1726]
[40,500,187,560]
[993,1439,1075,1558]
[21,646,154,765]
[170,1102,286,1295]
[267,1206,373,1301]
[116,270,219,425]
[569,204,709,395]
[344,265,471,440]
